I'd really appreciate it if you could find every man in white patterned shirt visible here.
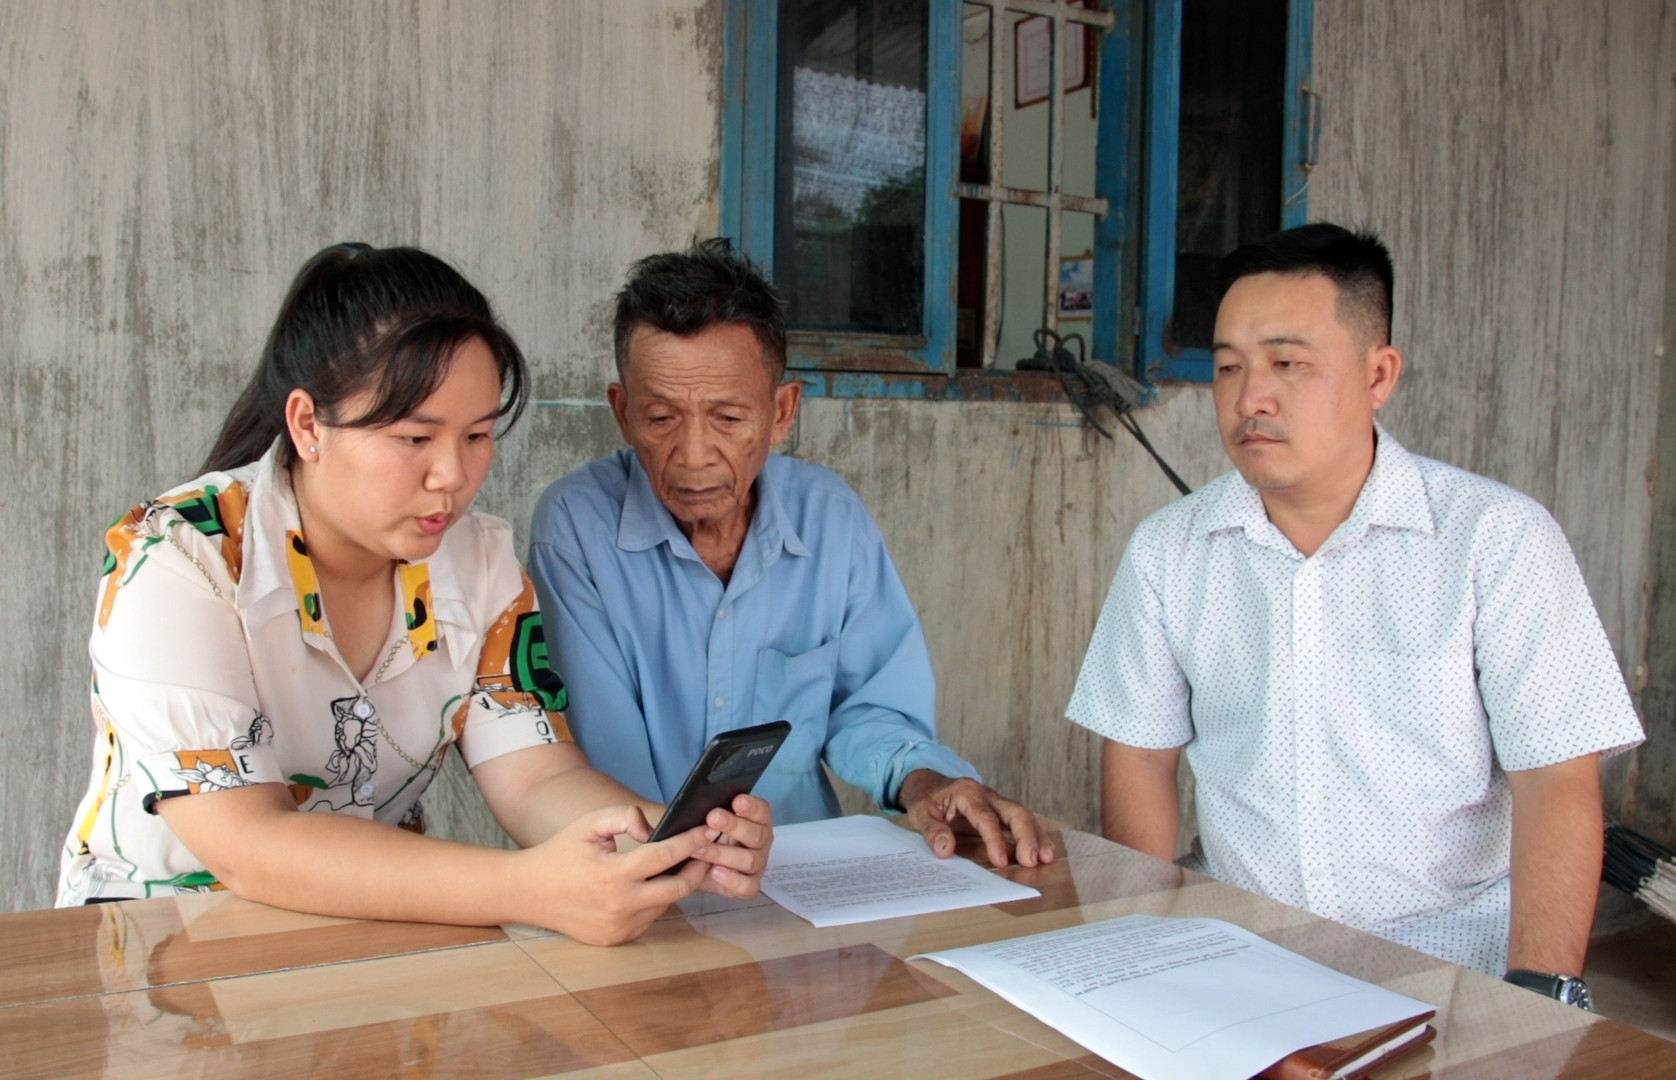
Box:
[1066,224,1643,1003]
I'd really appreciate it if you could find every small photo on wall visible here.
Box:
[1058,254,1094,319]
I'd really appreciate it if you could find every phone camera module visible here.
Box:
[709,739,778,782]
[708,747,748,782]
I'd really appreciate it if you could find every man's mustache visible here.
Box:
[1234,419,1289,442]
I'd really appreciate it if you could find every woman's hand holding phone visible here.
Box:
[509,804,711,946]
[506,794,772,943]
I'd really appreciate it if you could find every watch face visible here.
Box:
[1559,979,1593,1011]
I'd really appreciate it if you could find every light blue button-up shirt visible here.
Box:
[527,448,980,825]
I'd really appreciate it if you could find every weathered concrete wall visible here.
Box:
[796,390,1226,834]
[3,0,1672,918]
[0,0,721,912]
[1309,1,1676,832]
[1633,62,1676,843]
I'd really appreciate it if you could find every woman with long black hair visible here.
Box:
[59,243,771,945]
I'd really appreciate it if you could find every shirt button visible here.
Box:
[717,608,728,619]
[1308,867,1329,883]
[714,697,726,708]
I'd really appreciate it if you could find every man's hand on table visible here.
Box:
[898,770,1053,869]
[691,793,774,899]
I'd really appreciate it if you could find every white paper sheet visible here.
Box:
[913,915,1433,1080]
[761,814,1040,927]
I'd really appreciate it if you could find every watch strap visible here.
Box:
[1504,969,1592,1010]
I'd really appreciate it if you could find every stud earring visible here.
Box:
[308,446,318,455]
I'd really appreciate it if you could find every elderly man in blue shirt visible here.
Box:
[528,240,1050,868]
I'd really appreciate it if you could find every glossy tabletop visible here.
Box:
[3,828,1673,1079]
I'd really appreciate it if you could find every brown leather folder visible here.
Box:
[1256,1012,1437,1080]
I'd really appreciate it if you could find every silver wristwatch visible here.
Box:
[1504,968,1593,1011]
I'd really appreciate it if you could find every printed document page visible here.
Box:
[914,915,1432,1080]
[762,815,1040,927]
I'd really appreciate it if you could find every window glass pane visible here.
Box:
[1060,68,1098,201]
[995,203,1048,370]
[960,3,992,183]
[776,0,929,334]
[956,3,991,368]
[999,10,1049,194]
[999,5,1097,196]
[956,195,987,368]
[956,4,1101,369]
[1167,0,1287,351]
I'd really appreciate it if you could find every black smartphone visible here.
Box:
[646,720,791,844]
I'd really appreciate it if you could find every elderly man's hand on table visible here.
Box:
[898,770,1053,869]
[690,793,774,899]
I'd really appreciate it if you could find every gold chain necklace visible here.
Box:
[355,639,442,773]
[164,529,442,774]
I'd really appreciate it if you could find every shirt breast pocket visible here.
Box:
[1342,646,1490,792]
[754,641,839,777]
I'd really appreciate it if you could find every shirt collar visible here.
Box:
[617,453,688,553]
[1332,424,1436,543]
[235,440,467,665]
[616,452,811,567]
[1193,470,1272,541]
[237,444,308,630]
[1193,423,1435,552]
[750,458,812,560]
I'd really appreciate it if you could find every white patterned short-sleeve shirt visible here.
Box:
[59,445,570,904]
[1066,427,1644,974]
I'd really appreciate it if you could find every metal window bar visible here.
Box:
[957,0,1115,369]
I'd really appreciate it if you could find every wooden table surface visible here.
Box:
[2,827,1673,1079]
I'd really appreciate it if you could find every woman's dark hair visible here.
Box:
[202,243,530,473]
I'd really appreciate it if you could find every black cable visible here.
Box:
[1019,328,1192,496]
[1603,823,1675,895]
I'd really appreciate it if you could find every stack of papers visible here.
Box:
[914,915,1434,1080]
[761,814,1040,927]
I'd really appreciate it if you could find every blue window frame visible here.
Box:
[1135,0,1316,382]
[722,0,1314,397]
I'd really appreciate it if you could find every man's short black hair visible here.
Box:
[613,238,787,381]
[1215,223,1394,346]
